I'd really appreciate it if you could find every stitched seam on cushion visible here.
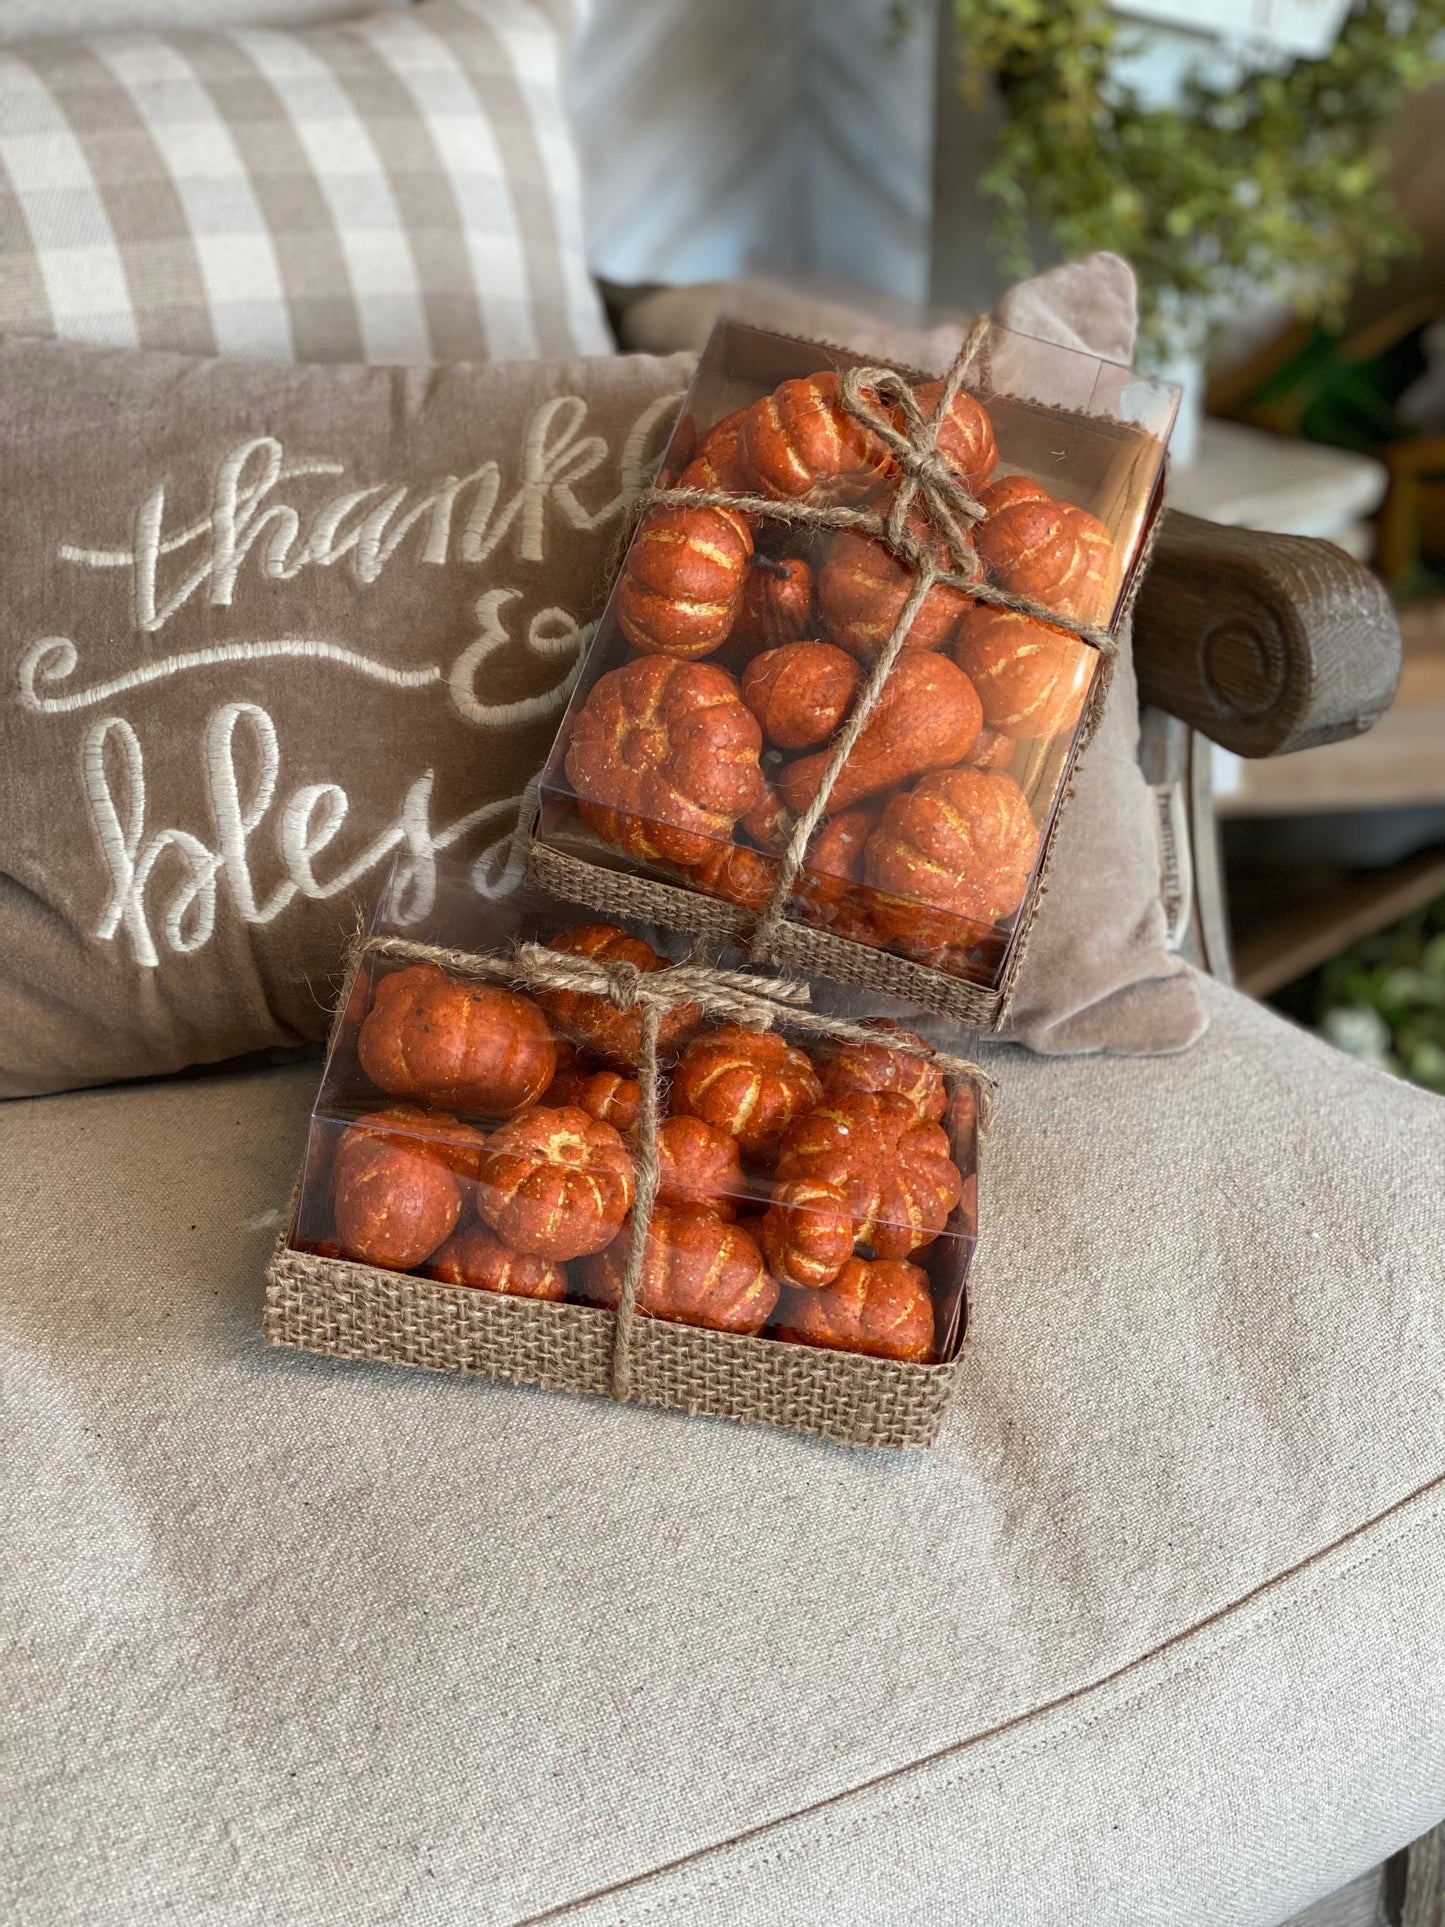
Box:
[513,1464,1445,1925]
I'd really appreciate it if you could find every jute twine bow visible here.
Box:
[641,318,1137,967]
[354,932,995,1400]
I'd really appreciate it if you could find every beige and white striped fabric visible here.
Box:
[0,0,612,363]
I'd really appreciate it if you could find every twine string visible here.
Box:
[612,998,660,1401]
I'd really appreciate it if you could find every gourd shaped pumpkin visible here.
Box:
[538,924,701,1066]
[740,371,894,505]
[865,766,1038,929]
[954,605,1094,739]
[816,510,976,663]
[617,499,753,661]
[358,964,556,1117]
[772,1257,935,1362]
[566,656,765,868]
[332,1110,472,1272]
[655,1114,745,1219]
[730,554,814,659]
[912,379,998,496]
[742,640,859,750]
[671,1024,823,1164]
[579,1206,778,1333]
[759,1174,856,1290]
[974,481,1118,623]
[426,1225,568,1301]
[815,1019,946,1123]
[545,1063,642,1134]
[476,1105,636,1260]
[775,1089,962,1259]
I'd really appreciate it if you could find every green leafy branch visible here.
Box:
[952,0,1445,351]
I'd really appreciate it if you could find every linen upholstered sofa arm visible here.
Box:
[1131,508,1402,757]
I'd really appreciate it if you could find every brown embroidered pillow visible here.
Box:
[0,337,693,1096]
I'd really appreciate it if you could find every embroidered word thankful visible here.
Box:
[57,392,678,636]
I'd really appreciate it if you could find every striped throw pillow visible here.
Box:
[0,0,611,362]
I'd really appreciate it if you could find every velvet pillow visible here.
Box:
[0,339,692,1096]
[617,256,1207,1058]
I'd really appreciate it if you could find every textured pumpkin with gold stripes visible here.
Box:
[579,1205,778,1334]
[425,1225,568,1301]
[773,1257,935,1362]
[616,492,754,659]
[739,371,894,504]
[865,766,1039,930]
[671,1023,823,1165]
[974,478,1118,623]
[537,923,701,1067]
[476,1105,636,1260]
[953,606,1094,739]
[358,963,556,1117]
[759,1174,857,1290]
[774,1089,962,1261]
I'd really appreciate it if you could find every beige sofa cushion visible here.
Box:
[1,978,1442,1924]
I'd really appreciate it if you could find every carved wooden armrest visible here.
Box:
[1131,509,1401,757]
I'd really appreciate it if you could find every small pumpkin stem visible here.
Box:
[750,554,791,580]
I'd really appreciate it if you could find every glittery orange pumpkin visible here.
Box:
[953,606,1093,739]
[656,1114,745,1219]
[740,783,794,854]
[772,1257,934,1361]
[579,1205,778,1333]
[965,725,1017,770]
[358,964,556,1117]
[425,1225,568,1300]
[815,1019,946,1123]
[776,1090,962,1260]
[332,1120,464,1271]
[741,640,859,750]
[332,1103,489,1177]
[730,554,814,658]
[795,804,884,944]
[975,487,1118,623]
[912,379,998,495]
[545,1064,642,1134]
[685,839,780,913]
[759,1175,855,1290]
[739,371,893,505]
[476,1105,636,1260]
[616,498,753,659]
[978,473,1048,514]
[777,652,982,816]
[685,405,750,491]
[566,656,765,867]
[538,924,701,1065]
[865,767,1038,929]
[817,515,976,663]
[671,1024,823,1164]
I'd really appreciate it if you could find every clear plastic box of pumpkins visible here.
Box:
[290,870,980,1367]
[535,320,1176,998]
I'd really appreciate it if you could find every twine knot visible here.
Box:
[603,959,645,1013]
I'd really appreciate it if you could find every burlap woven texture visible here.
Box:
[3,974,1443,1926]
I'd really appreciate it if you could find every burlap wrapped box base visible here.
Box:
[264,1233,964,1451]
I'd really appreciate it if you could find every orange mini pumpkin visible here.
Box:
[776,1089,962,1260]
[656,1114,745,1219]
[332,1119,464,1272]
[538,924,701,1065]
[978,473,1048,514]
[739,371,893,505]
[685,839,779,913]
[334,1103,489,1177]
[795,804,884,944]
[579,1205,778,1333]
[730,554,814,658]
[913,379,997,495]
[816,1018,946,1123]
[477,1105,636,1260]
[616,497,753,659]
[865,766,1038,929]
[741,640,859,750]
[426,1225,568,1301]
[772,1257,935,1362]
[545,1063,642,1134]
[778,652,982,815]
[685,405,750,492]
[965,725,1017,771]
[671,1023,823,1164]
[954,605,1093,739]
[975,487,1118,623]
[817,516,976,663]
[566,656,765,867]
[358,963,556,1117]
[740,783,794,854]
[759,1174,856,1290]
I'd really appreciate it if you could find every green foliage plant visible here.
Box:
[951,0,1445,353]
